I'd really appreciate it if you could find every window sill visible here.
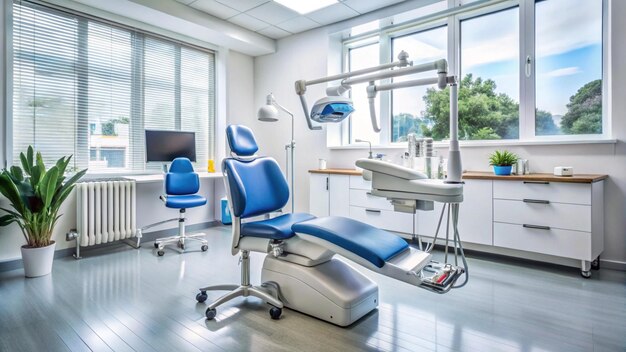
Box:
[328,138,618,150]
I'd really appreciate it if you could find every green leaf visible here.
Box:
[51,168,86,214]
[0,173,25,215]
[10,166,24,182]
[20,153,30,175]
[39,166,59,209]
[29,165,42,189]
[27,146,34,170]
[0,214,16,227]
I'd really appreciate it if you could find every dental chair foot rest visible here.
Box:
[262,256,378,327]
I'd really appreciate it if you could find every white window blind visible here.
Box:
[12,0,216,173]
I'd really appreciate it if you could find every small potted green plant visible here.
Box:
[0,146,86,277]
[488,150,518,176]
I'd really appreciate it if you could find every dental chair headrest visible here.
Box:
[226,125,259,157]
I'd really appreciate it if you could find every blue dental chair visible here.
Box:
[195,125,436,326]
[151,157,209,256]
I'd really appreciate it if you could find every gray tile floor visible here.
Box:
[1,226,625,352]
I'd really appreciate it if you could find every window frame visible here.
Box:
[341,0,610,147]
[4,0,217,174]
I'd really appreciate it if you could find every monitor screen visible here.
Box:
[145,130,196,162]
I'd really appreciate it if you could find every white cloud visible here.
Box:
[546,66,582,77]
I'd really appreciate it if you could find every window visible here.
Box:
[348,42,381,145]
[11,1,216,172]
[391,26,447,142]
[460,7,520,140]
[535,0,603,136]
[340,0,606,146]
[391,27,448,142]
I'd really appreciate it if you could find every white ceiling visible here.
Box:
[174,0,408,39]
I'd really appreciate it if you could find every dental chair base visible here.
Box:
[262,256,378,327]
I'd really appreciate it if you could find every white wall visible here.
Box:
[253,1,626,266]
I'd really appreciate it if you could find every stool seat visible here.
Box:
[165,194,207,209]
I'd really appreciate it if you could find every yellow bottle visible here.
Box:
[208,159,215,173]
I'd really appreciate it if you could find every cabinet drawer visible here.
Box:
[493,222,591,260]
[349,206,413,234]
[493,199,591,232]
[350,175,371,190]
[493,181,590,205]
[349,189,393,211]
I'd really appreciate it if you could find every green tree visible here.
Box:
[392,113,431,142]
[535,109,560,136]
[422,74,519,140]
[560,79,602,134]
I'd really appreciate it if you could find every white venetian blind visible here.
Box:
[12,0,216,172]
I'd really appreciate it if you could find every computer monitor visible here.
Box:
[145,130,196,162]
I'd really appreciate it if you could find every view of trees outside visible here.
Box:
[390,0,603,142]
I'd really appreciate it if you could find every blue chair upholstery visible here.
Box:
[166,195,207,209]
[223,157,290,218]
[292,217,409,268]
[242,213,316,240]
[164,157,206,209]
[226,125,258,156]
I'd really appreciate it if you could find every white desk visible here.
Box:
[126,172,223,184]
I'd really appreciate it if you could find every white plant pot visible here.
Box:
[21,241,56,278]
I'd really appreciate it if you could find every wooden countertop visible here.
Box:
[462,171,607,183]
[309,168,363,176]
[309,169,607,183]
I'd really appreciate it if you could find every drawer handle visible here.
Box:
[523,224,551,231]
[523,199,550,204]
[365,209,381,214]
[523,181,550,185]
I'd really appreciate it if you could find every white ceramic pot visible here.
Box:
[21,241,56,278]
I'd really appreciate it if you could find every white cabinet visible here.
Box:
[348,176,413,235]
[415,179,492,246]
[309,173,329,217]
[309,173,349,217]
[491,179,604,277]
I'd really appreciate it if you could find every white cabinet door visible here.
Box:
[457,180,493,245]
[329,175,350,217]
[309,174,329,217]
[415,179,493,245]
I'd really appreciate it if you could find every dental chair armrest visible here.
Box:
[356,159,428,180]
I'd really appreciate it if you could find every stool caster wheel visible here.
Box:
[269,307,282,320]
[581,270,591,279]
[196,291,208,303]
[178,242,185,250]
[201,245,208,252]
[154,242,159,249]
[205,308,216,320]
[157,250,165,256]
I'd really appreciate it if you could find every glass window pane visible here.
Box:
[460,7,520,140]
[391,26,447,142]
[535,0,603,136]
[349,43,380,145]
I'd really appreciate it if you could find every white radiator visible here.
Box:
[76,180,137,247]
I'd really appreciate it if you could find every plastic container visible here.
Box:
[221,197,232,225]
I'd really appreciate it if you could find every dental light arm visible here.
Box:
[295,52,461,183]
[295,51,412,131]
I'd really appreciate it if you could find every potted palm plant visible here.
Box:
[0,146,86,277]
[488,150,519,176]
